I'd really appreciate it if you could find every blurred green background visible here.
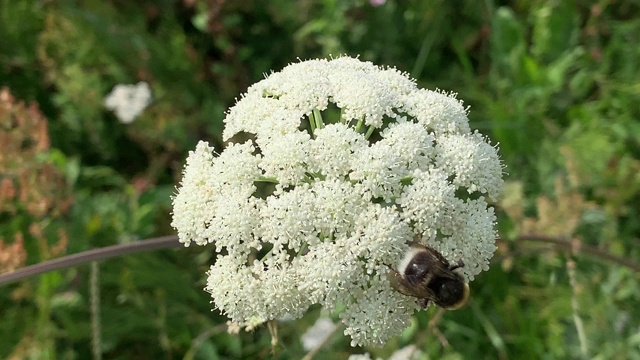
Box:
[1,0,639,359]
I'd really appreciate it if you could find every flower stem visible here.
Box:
[364,125,375,139]
[566,258,589,358]
[513,234,640,273]
[312,109,324,130]
[354,118,364,133]
[255,176,279,184]
[90,261,102,360]
[0,235,181,286]
[309,113,316,136]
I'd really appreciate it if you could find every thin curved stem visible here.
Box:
[301,322,343,360]
[513,234,640,273]
[0,235,181,286]
[566,258,589,358]
[182,323,227,360]
[90,261,102,360]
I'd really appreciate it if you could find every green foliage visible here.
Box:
[1,0,639,359]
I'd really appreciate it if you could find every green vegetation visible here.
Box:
[1,0,639,359]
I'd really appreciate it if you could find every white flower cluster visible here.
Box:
[104,82,152,124]
[171,56,503,346]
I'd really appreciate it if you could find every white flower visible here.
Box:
[401,89,471,135]
[258,131,311,187]
[350,120,436,202]
[436,131,504,201]
[171,56,504,347]
[307,123,368,178]
[340,277,415,347]
[104,82,152,124]
[397,168,460,241]
[170,141,262,250]
[427,198,498,281]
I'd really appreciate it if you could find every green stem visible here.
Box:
[309,112,317,136]
[364,125,376,139]
[255,176,279,184]
[182,324,227,360]
[90,261,102,360]
[297,242,308,256]
[312,109,324,130]
[36,273,55,359]
[354,118,364,133]
[567,258,589,358]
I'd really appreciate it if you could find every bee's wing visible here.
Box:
[410,242,461,279]
[410,242,451,267]
[388,269,437,299]
[406,242,461,287]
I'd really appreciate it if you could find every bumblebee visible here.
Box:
[387,243,470,310]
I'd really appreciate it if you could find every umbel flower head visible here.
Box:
[171,56,503,346]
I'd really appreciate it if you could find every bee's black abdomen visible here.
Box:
[429,276,466,308]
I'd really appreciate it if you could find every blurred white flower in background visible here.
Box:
[388,345,421,360]
[343,345,421,360]
[171,56,504,346]
[301,317,336,351]
[348,354,374,360]
[104,81,152,124]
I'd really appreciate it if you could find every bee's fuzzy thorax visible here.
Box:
[396,245,425,275]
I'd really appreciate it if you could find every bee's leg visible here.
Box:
[417,298,430,309]
[449,259,465,271]
[384,264,416,297]
[384,264,405,286]
[384,263,402,276]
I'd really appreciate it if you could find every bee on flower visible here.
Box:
[171,56,503,347]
